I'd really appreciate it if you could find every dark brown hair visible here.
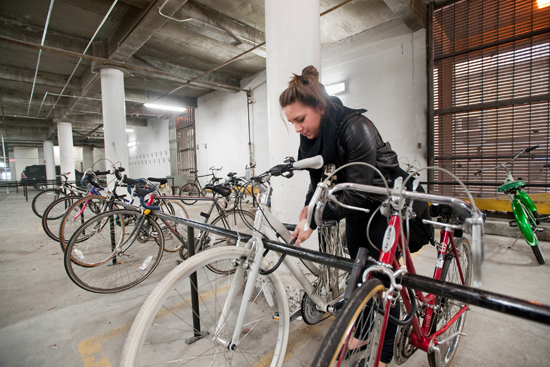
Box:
[279,65,331,111]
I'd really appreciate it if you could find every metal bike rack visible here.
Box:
[153,212,550,329]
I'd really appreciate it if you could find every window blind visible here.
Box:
[432,0,550,198]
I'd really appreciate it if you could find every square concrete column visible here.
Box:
[265,0,321,223]
[43,140,56,185]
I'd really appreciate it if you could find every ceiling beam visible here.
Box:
[109,0,190,62]
[0,64,81,91]
[382,0,426,31]
[174,0,266,57]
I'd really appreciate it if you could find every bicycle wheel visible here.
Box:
[120,245,290,367]
[179,183,200,205]
[32,188,62,218]
[199,209,255,274]
[427,237,472,367]
[158,200,189,252]
[41,196,80,242]
[513,199,545,264]
[64,209,164,293]
[58,195,114,251]
[311,279,387,367]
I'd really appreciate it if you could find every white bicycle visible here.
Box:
[121,156,350,367]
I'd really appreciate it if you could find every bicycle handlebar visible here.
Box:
[305,181,484,287]
[123,175,160,210]
[525,145,539,153]
[476,145,540,176]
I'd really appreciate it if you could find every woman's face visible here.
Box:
[283,102,325,139]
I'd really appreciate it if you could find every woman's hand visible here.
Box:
[291,206,313,245]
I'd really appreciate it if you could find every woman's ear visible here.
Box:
[317,104,327,115]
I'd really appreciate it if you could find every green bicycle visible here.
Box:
[476,145,547,265]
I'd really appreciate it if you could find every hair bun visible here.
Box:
[301,65,319,80]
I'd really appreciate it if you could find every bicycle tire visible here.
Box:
[427,237,472,367]
[158,200,189,252]
[198,209,256,274]
[514,199,545,264]
[41,195,80,242]
[179,183,200,205]
[58,195,115,251]
[311,279,386,367]
[32,188,62,218]
[64,209,164,293]
[120,245,290,367]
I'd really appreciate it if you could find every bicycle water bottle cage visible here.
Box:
[497,180,525,193]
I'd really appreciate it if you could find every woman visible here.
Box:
[280,65,408,367]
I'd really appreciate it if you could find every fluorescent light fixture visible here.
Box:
[325,82,346,95]
[126,128,134,132]
[537,0,550,8]
[144,103,187,112]
[128,141,137,147]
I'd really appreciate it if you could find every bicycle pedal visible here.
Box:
[200,212,210,219]
[272,310,302,322]
[509,220,518,227]
[176,259,183,265]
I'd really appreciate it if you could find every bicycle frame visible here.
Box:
[214,174,346,352]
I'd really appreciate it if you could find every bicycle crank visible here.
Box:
[301,293,330,325]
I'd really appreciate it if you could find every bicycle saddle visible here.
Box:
[148,177,168,185]
[204,184,232,197]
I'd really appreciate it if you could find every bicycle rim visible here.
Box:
[121,246,290,367]
[64,209,164,293]
[311,279,386,367]
[427,237,471,367]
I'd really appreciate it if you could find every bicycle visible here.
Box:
[475,145,547,265]
[120,155,353,367]
[62,175,252,293]
[56,167,190,253]
[41,169,111,243]
[31,172,88,218]
[176,182,257,264]
[305,164,483,367]
[179,166,223,205]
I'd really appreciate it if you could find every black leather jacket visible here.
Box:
[305,109,398,222]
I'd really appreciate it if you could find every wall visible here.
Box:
[193,19,427,189]
[194,71,269,187]
[127,119,171,179]
[321,19,428,175]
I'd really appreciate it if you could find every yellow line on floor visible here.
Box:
[77,282,232,367]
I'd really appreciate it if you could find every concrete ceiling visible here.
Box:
[0,0,438,149]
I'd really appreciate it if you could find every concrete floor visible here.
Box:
[0,189,549,367]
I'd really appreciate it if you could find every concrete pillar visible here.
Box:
[43,140,55,184]
[57,122,75,181]
[82,146,94,171]
[100,68,128,178]
[265,0,321,223]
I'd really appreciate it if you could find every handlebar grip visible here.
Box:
[525,145,539,152]
[94,170,110,175]
[303,185,323,232]
[474,170,482,176]
[471,218,483,288]
[293,155,324,170]
[115,170,122,180]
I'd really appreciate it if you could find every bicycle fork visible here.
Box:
[214,234,265,352]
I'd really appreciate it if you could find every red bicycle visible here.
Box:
[308,166,483,367]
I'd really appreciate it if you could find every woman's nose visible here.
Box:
[294,124,302,133]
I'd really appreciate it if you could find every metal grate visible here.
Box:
[432,0,550,198]
[176,109,196,183]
